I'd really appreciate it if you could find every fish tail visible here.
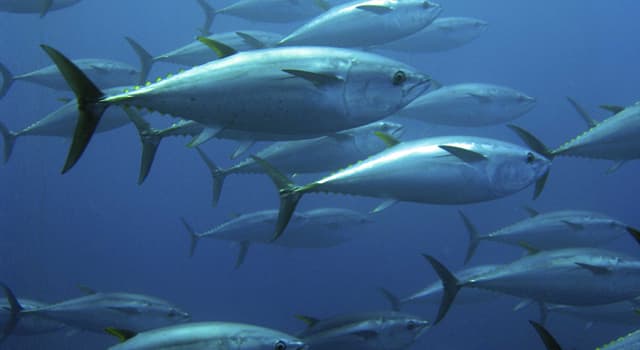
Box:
[180,218,200,257]
[458,210,481,265]
[0,282,23,343]
[378,287,401,311]
[250,155,305,241]
[0,121,17,163]
[195,147,227,207]
[124,108,162,185]
[0,61,14,99]
[125,36,154,85]
[40,45,108,174]
[529,320,563,350]
[421,254,460,325]
[196,0,216,36]
[507,124,552,199]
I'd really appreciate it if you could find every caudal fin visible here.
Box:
[40,45,108,173]
[250,156,305,241]
[0,121,17,163]
[529,321,563,350]
[196,0,216,36]
[507,124,552,199]
[125,36,154,85]
[421,255,461,325]
[180,218,200,257]
[458,210,482,265]
[0,62,14,99]
[124,108,162,185]
[0,282,23,343]
[195,147,227,207]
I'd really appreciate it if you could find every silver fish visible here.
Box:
[107,321,307,350]
[377,17,488,53]
[542,300,640,326]
[0,284,190,336]
[460,209,639,264]
[181,208,372,268]
[40,44,430,173]
[296,311,429,350]
[425,248,640,324]
[395,83,536,127]
[0,59,143,99]
[0,87,138,164]
[255,135,550,239]
[195,121,404,205]
[279,0,442,48]
[0,0,81,17]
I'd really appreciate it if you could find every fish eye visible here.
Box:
[274,340,287,350]
[526,152,535,164]
[392,71,407,86]
[406,321,418,330]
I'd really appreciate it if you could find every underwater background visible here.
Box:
[1,0,639,348]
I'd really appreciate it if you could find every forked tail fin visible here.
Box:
[125,36,154,85]
[0,282,23,344]
[40,45,108,173]
[0,121,17,163]
[421,255,461,325]
[0,62,14,99]
[458,210,482,265]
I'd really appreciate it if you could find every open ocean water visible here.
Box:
[1,0,639,349]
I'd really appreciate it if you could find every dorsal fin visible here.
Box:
[518,242,541,255]
[575,262,611,275]
[197,37,237,59]
[566,97,598,128]
[282,69,343,87]
[105,328,137,342]
[295,315,320,328]
[522,206,539,217]
[373,132,400,148]
[77,285,97,295]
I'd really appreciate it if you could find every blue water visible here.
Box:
[1,0,639,349]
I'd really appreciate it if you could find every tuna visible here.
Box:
[0,0,81,17]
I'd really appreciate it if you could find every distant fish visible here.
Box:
[181,208,373,268]
[295,311,429,350]
[381,264,502,311]
[0,298,67,337]
[0,283,190,338]
[395,83,536,127]
[278,0,442,48]
[0,58,146,100]
[0,87,140,164]
[510,98,640,172]
[377,17,488,53]
[194,121,404,205]
[125,31,283,81]
[106,321,306,350]
[539,299,640,326]
[0,0,81,17]
[425,248,640,324]
[254,135,550,240]
[460,208,640,264]
[197,0,329,33]
[40,44,430,173]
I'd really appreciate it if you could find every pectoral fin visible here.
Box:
[105,328,137,343]
[575,262,611,275]
[523,206,540,217]
[282,69,343,87]
[439,145,486,163]
[467,92,491,103]
[356,5,393,14]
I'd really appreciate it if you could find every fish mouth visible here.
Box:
[390,124,406,138]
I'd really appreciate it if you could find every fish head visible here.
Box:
[487,143,551,197]
[344,54,431,124]
[377,314,430,348]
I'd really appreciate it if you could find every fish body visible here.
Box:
[101,46,429,136]
[297,311,429,350]
[0,299,67,336]
[401,265,501,305]
[215,0,327,23]
[20,292,190,333]
[0,0,81,15]
[152,31,283,67]
[12,59,139,91]
[378,17,488,52]
[598,329,640,350]
[554,102,640,160]
[395,83,536,127]
[279,0,442,47]
[547,300,640,325]
[108,322,306,350]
